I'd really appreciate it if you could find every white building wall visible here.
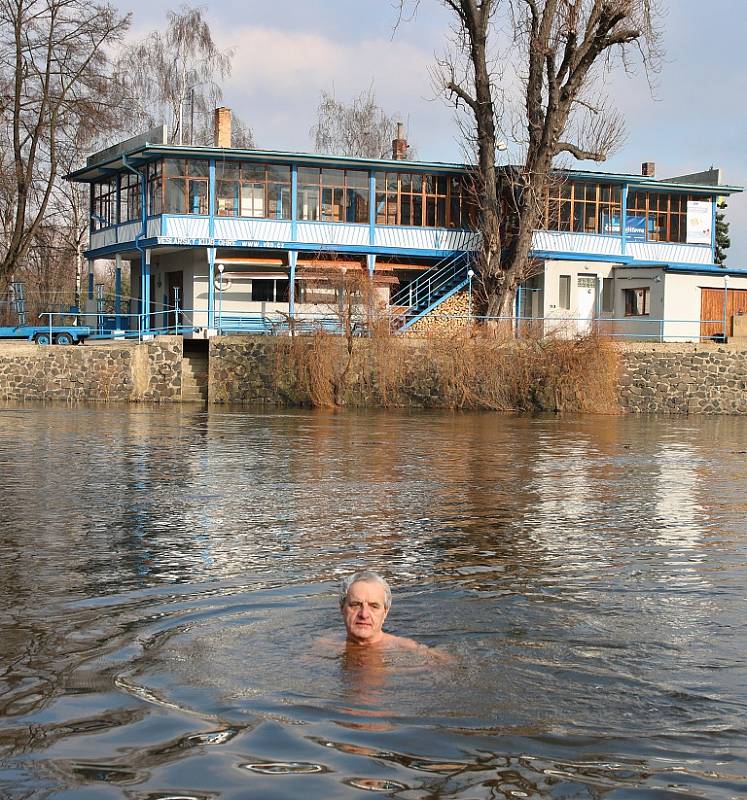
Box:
[662,272,747,342]
[541,259,618,337]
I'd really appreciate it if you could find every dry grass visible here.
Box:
[264,327,620,413]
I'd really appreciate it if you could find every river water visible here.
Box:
[0,404,746,799]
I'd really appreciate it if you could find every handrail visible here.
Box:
[389,233,480,309]
[37,306,731,343]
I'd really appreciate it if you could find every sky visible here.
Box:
[120,0,747,265]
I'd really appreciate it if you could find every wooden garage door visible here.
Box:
[700,287,747,339]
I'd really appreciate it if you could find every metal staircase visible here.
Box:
[389,240,478,332]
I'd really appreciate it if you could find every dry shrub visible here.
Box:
[358,327,409,407]
[263,327,620,413]
[268,332,349,408]
[529,333,620,413]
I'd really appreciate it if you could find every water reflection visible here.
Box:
[1,404,746,799]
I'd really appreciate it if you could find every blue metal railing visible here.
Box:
[36,304,733,344]
[388,235,480,329]
[394,312,732,342]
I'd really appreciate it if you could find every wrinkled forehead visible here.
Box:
[345,579,387,605]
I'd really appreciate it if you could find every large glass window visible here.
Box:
[92,178,117,230]
[626,190,690,243]
[543,180,622,235]
[163,159,209,215]
[375,172,473,228]
[298,167,369,223]
[119,172,141,223]
[298,167,320,221]
[251,278,289,302]
[214,162,291,219]
[147,161,163,216]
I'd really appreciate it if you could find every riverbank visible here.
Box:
[1,334,746,414]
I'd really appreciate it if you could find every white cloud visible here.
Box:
[218,24,459,159]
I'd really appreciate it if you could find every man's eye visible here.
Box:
[370,604,380,610]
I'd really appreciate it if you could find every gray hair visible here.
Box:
[340,571,392,609]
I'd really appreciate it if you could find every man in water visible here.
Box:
[339,570,425,651]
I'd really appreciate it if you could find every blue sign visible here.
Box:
[625,215,646,241]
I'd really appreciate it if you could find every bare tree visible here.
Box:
[402,0,661,317]
[0,0,129,292]
[119,4,254,147]
[311,87,410,159]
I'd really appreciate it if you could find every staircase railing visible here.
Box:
[389,234,480,329]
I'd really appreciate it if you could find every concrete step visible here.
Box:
[182,353,209,402]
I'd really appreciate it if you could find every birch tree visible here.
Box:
[119,4,254,147]
[311,87,410,159]
[401,0,661,317]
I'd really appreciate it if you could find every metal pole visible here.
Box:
[217,263,224,335]
[467,269,474,322]
[723,275,729,341]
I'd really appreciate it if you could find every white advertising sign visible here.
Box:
[686,200,713,245]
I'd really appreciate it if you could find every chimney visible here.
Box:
[392,121,408,160]
[641,161,656,178]
[214,107,232,148]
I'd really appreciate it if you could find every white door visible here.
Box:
[577,275,597,334]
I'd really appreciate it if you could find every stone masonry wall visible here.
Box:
[211,336,747,415]
[209,336,278,404]
[0,337,182,403]
[3,334,747,414]
[618,343,747,414]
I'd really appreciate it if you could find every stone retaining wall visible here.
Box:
[210,336,747,415]
[618,343,747,414]
[209,337,277,404]
[2,335,747,414]
[0,337,182,403]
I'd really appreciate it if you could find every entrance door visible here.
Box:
[577,275,597,334]
[167,270,184,332]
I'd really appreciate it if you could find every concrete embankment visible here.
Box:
[1,335,746,414]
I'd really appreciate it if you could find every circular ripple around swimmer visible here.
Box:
[240,761,327,775]
[345,778,410,792]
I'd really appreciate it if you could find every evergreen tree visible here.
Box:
[715,200,731,266]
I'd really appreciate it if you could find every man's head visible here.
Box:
[340,571,392,645]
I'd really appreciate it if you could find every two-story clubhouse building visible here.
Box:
[69,110,745,341]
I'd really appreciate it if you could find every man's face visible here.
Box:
[341,580,389,644]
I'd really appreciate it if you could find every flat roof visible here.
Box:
[618,263,747,276]
[66,143,743,195]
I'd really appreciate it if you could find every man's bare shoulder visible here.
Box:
[315,632,452,662]
[382,633,453,662]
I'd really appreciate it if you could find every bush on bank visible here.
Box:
[262,330,620,413]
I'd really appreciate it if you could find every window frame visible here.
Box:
[559,274,571,310]
[119,171,142,224]
[543,180,621,235]
[625,190,692,243]
[92,177,117,230]
[374,171,474,229]
[623,287,651,317]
